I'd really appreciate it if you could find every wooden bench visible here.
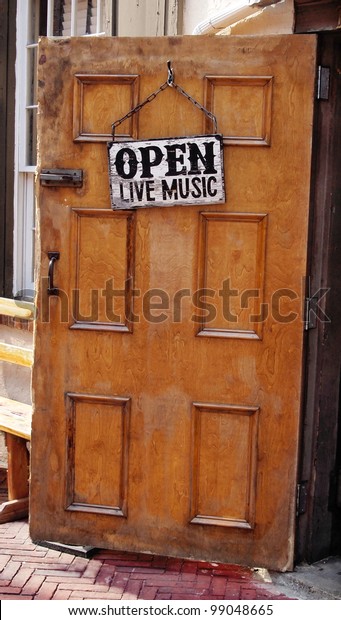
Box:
[0,396,32,523]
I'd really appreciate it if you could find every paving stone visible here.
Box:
[35,569,88,578]
[0,585,22,594]
[58,582,109,592]
[0,519,292,601]
[107,586,127,598]
[10,566,34,588]
[0,594,34,599]
[122,579,143,599]
[82,559,103,581]
[139,586,158,599]
[0,560,21,581]
[34,581,58,600]
[182,562,198,573]
[21,574,46,595]
[180,572,197,582]
[44,576,95,584]
[211,576,228,595]
[95,564,116,586]
[52,588,73,600]
[0,554,10,571]
[16,562,78,570]
[4,548,46,557]
[72,591,123,600]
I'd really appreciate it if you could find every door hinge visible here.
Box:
[296,481,308,516]
[317,66,330,101]
[304,296,318,330]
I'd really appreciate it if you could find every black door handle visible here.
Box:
[47,252,60,296]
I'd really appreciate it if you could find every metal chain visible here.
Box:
[171,81,218,134]
[111,80,169,137]
[111,62,218,138]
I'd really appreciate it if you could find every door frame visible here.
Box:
[297,31,341,563]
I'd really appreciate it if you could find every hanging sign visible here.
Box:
[107,134,225,210]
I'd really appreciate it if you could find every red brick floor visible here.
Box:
[0,520,292,600]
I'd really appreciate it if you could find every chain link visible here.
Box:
[171,82,218,133]
[111,67,218,138]
[111,81,169,137]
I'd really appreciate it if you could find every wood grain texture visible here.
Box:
[0,397,32,440]
[0,342,33,367]
[0,297,35,319]
[6,434,29,500]
[65,393,130,516]
[190,403,259,529]
[294,0,341,33]
[0,497,29,524]
[204,76,273,145]
[197,212,268,339]
[70,209,135,331]
[73,74,139,141]
[31,35,316,571]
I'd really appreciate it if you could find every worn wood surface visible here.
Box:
[296,32,341,562]
[31,35,316,571]
[0,397,32,440]
[294,0,341,32]
[0,297,35,319]
[0,342,34,367]
[0,398,31,523]
[0,498,29,524]
[6,434,29,500]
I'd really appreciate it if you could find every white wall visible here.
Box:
[227,0,294,34]
[117,0,179,36]
[182,0,235,34]
[117,0,165,36]
[182,0,294,35]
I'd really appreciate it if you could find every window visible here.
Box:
[13,1,180,299]
[14,0,112,299]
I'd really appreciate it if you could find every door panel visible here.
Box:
[70,209,135,331]
[31,35,316,570]
[65,393,130,516]
[190,403,259,529]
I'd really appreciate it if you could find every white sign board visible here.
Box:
[107,134,225,210]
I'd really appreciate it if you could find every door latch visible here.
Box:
[40,168,83,187]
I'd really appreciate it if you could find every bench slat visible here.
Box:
[0,343,33,367]
[0,397,32,440]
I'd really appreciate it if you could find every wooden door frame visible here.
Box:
[296,31,341,563]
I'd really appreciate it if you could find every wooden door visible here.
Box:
[31,35,316,571]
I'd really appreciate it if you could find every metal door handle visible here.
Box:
[47,252,60,296]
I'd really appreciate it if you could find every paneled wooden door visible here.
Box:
[31,35,316,571]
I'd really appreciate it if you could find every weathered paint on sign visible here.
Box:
[107,134,225,209]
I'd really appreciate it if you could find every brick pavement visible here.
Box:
[0,520,292,601]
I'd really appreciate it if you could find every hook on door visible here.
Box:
[47,252,60,296]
